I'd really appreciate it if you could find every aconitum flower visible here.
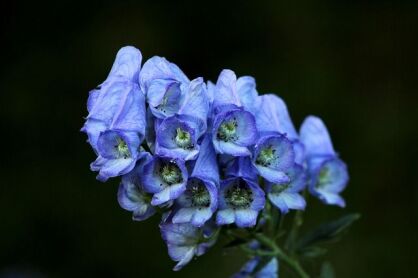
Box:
[256,94,305,164]
[118,153,155,221]
[81,46,146,181]
[211,70,258,156]
[142,156,188,206]
[160,221,217,271]
[172,136,219,227]
[300,116,349,207]
[140,56,190,119]
[232,257,279,278]
[266,164,307,214]
[83,46,353,277]
[217,177,265,228]
[252,134,295,184]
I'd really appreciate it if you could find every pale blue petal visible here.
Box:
[107,46,142,82]
[213,69,241,108]
[300,116,335,157]
[236,76,260,115]
[216,209,235,225]
[235,209,258,227]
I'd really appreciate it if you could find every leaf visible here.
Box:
[300,246,327,259]
[296,213,361,250]
[320,261,335,278]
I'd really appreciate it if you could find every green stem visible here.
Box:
[285,190,308,253]
[253,233,310,278]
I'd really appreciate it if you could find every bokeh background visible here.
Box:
[1,1,417,277]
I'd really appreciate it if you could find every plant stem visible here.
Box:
[285,190,308,253]
[253,233,310,278]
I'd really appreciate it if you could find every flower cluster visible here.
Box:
[82,46,349,276]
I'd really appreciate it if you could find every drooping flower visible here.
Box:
[89,129,142,182]
[300,116,349,207]
[81,46,146,181]
[266,164,307,214]
[140,56,190,119]
[171,136,219,227]
[256,94,305,164]
[142,156,188,206]
[118,152,156,221]
[211,70,258,156]
[252,134,295,184]
[212,107,258,156]
[160,221,218,271]
[217,177,265,228]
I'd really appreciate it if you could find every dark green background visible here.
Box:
[1,1,417,277]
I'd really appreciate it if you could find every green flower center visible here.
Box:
[316,167,330,188]
[256,145,276,167]
[188,179,210,207]
[160,163,183,185]
[226,181,253,209]
[217,119,238,142]
[175,128,192,149]
[116,138,130,159]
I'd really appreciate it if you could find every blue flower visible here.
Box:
[232,257,279,278]
[300,116,349,207]
[172,178,218,227]
[211,70,258,156]
[212,107,258,156]
[252,134,295,184]
[217,177,265,228]
[160,221,217,271]
[155,114,202,160]
[90,129,142,182]
[171,136,219,227]
[82,46,146,181]
[266,164,307,214]
[256,94,305,164]
[118,152,156,221]
[140,56,190,119]
[142,156,188,206]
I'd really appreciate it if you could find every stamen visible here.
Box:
[187,179,210,207]
[256,145,276,167]
[175,128,192,149]
[160,162,183,185]
[116,137,130,159]
[217,119,238,142]
[226,180,253,209]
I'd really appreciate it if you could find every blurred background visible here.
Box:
[1,0,417,277]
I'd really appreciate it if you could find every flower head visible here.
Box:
[253,134,295,184]
[160,221,218,271]
[212,108,258,156]
[82,46,146,181]
[217,177,265,228]
[300,116,349,207]
[140,56,189,119]
[172,177,218,227]
[118,153,156,220]
[142,156,188,206]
